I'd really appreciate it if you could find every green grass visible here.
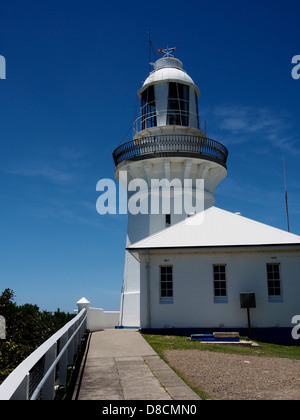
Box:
[141,333,300,399]
[142,334,300,359]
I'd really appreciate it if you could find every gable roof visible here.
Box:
[128,207,300,251]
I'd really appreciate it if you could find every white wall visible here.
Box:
[119,291,140,327]
[139,249,300,329]
[87,308,120,332]
[77,300,120,332]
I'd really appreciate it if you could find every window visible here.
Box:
[165,214,171,227]
[167,82,189,126]
[267,264,282,301]
[141,85,156,130]
[213,265,227,303]
[160,266,173,303]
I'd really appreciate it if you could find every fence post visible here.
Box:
[58,330,68,387]
[42,342,57,400]
[67,323,75,365]
[11,373,30,400]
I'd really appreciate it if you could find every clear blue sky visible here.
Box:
[1,0,299,313]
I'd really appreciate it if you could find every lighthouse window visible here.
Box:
[160,266,173,303]
[213,265,227,303]
[165,214,171,226]
[141,85,156,130]
[167,82,189,127]
[267,264,282,300]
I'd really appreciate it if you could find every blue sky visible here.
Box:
[0,0,300,313]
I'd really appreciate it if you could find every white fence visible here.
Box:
[0,307,87,400]
[0,297,120,400]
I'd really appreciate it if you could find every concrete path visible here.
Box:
[73,329,200,400]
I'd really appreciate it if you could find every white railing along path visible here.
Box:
[0,307,87,400]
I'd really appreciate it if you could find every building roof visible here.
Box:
[138,57,200,97]
[128,207,300,253]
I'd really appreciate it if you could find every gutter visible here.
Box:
[126,243,300,256]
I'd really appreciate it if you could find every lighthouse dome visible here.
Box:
[139,57,200,97]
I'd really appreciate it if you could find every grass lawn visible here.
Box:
[141,333,300,399]
[142,333,300,360]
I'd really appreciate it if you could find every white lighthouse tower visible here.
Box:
[113,49,228,327]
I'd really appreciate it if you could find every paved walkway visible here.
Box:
[72,329,200,400]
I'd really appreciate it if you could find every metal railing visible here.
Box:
[113,134,228,169]
[0,308,87,400]
[133,109,207,134]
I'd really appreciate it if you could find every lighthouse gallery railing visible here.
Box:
[113,134,228,169]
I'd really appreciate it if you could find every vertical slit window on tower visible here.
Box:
[141,85,156,130]
[167,82,189,126]
[213,265,227,303]
[165,214,171,227]
[160,265,173,303]
[267,263,282,301]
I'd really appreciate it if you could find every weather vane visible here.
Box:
[157,46,179,58]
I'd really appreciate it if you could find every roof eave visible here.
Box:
[127,243,300,257]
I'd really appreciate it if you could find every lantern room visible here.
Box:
[136,55,205,134]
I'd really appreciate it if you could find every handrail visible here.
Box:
[30,312,87,400]
[113,134,228,169]
[0,308,87,400]
[133,109,207,134]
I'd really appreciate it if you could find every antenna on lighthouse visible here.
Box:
[283,155,290,232]
[148,30,152,73]
[147,30,157,72]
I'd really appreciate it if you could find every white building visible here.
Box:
[128,207,300,343]
[113,50,300,343]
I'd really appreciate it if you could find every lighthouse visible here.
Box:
[113,48,228,327]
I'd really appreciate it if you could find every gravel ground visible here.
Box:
[165,349,300,400]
